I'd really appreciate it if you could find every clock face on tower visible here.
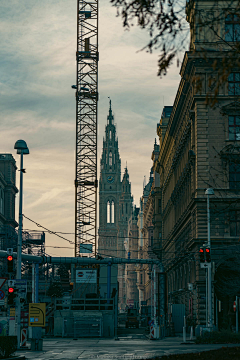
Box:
[107,175,115,184]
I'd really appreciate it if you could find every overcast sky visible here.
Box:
[1,0,185,257]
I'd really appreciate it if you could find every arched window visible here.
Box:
[109,130,112,140]
[107,201,110,223]
[109,152,112,166]
[111,201,114,223]
[126,203,128,214]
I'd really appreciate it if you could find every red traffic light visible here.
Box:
[8,287,14,293]
[199,247,205,263]
[7,255,13,261]
[205,248,210,253]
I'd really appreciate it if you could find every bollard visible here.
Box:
[183,326,186,343]
[183,316,186,343]
[190,326,193,340]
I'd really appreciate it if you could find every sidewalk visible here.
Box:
[15,336,240,360]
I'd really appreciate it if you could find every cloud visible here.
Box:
[1,0,181,256]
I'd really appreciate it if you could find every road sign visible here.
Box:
[0,278,7,289]
[21,328,27,347]
[15,279,27,290]
[200,263,211,269]
[10,308,15,317]
[76,269,97,283]
[7,248,13,256]
[0,290,5,300]
[15,279,27,297]
[29,303,46,327]
[234,301,237,312]
[8,280,15,287]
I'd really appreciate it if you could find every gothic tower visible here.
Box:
[98,101,134,308]
[98,101,122,257]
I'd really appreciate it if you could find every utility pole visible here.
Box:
[205,188,214,329]
[14,140,29,349]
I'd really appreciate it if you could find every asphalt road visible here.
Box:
[16,336,239,360]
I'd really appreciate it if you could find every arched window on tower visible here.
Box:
[109,130,112,140]
[107,201,110,223]
[111,201,114,223]
[109,152,112,166]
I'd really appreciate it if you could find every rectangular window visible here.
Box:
[225,14,240,42]
[228,73,240,96]
[229,116,240,140]
[230,210,240,236]
[229,161,240,188]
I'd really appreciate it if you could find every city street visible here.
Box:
[16,336,239,360]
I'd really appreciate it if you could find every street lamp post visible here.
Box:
[205,188,214,329]
[14,140,29,349]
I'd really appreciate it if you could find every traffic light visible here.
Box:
[70,282,74,291]
[8,286,15,306]
[205,247,211,262]
[199,247,204,263]
[7,255,13,273]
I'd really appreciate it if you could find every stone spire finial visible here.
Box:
[107,97,113,124]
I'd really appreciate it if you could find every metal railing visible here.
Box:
[55,297,114,311]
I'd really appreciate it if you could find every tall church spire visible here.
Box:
[107,97,114,125]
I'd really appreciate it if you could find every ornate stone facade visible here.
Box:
[153,0,240,330]
[136,140,162,314]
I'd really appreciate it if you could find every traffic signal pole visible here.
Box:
[206,188,214,329]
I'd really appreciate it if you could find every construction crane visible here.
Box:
[73,0,99,257]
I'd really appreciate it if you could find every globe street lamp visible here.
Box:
[14,140,29,349]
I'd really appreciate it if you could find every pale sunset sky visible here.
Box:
[1,0,186,256]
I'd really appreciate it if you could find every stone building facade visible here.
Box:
[152,0,240,330]
[98,101,133,310]
[136,140,163,315]
[0,154,18,249]
[0,154,18,276]
[124,206,139,308]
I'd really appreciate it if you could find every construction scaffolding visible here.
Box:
[74,0,99,257]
